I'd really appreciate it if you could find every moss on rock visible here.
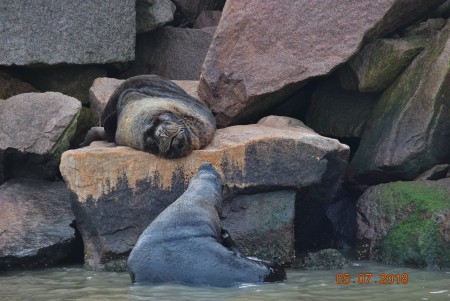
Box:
[357,179,450,269]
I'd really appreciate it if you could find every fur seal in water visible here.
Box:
[82,75,216,158]
[127,162,286,287]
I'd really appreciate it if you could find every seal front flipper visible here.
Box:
[80,127,108,147]
[220,228,241,256]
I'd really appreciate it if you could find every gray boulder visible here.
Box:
[351,20,450,183]
[0,92,81,157]
[0,92,81,180]
[136,0,176,33]
[356,179,450,269]
[198,0,445,127]
[0,1,135,65]
[339,35,428,92]
[0,178,76,270]
[125,26,215,80]
[306,76,379,138]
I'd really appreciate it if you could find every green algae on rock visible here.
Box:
[356,179,450,269]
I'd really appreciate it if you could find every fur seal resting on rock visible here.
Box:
[83,75,216,158]
[127,162,286,287]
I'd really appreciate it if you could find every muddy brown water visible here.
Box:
[0,261,449,301]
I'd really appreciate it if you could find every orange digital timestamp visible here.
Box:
[335,273,409,285]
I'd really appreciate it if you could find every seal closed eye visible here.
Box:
[82,75,216,158]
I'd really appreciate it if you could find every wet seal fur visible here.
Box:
[127,162,286,287]
[82,75,216,158]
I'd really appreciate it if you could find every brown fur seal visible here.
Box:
[82,75,216,158]
[127,162,286,287]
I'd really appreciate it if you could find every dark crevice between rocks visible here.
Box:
[294,171,362,260]
[64,220,85,265]
[3,148,62,182]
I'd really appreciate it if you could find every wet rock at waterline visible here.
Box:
[221,191,296,266]
[124,26,215,80]
[0,1,135,65]
[351,20,450,184]
[198,0,445,127]
[60,122,349,270]
[295,249,353,270]
[89,77,201,124]
[356,179,450,269]
[0,178,76,270]
[0,71,38,99]
[136,0,176,34]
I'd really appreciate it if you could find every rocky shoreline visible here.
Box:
[1,0,449,272]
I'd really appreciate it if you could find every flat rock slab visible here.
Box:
[198,0,445,127]
[356,179,450,269]
[351,20,450,183]
[60,122,349,270]
[0,178,75,270]
[0,92,81,156]
[0,1,135,65]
